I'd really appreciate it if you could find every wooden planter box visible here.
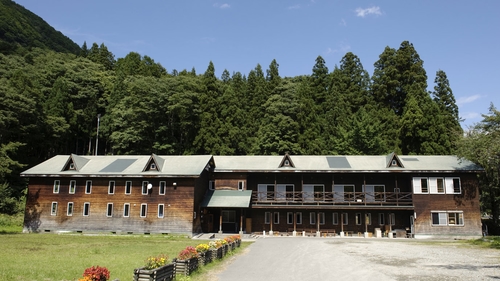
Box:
[175,257,199,276]
[133,263,175,281]
[198,251,212,265]
[209,248,222,260]
[236,239,241,247]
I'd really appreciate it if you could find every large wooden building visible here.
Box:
[21,153,483,238]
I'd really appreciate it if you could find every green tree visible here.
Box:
[193,61,226,154]
[431,70,462,153]
[458,104,500,226]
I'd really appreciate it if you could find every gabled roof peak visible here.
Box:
[386,152,404,168]
[279,154,295,168]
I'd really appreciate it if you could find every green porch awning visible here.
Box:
[201,190,252,208]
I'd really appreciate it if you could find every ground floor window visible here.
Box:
[265,212,271,224]
[432,211,464,226]
[123,203,130,217]
[379,213,385,225]
[67,202,73,216]
[287,212,293,224]
[310,212,316,225]
[83,202,90,216]
[296,212,302,224]
[366,213,372,225]
[140,204,147,217]
[342,213,348,225]
[106,203,113,217]
[158,204,164,218]
[319,212,325,225]
[274,212,280,224]
[332,212,338,225]
[389,213,395,225]
[51,202,58,216]
[355,213,362,225]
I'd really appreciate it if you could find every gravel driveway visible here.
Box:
[216,237,500,281]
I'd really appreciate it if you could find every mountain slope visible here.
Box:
[0,0,80,54]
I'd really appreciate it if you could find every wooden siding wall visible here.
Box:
[24,177,197,234]
[413,173,482,237]
[214,172,247,191]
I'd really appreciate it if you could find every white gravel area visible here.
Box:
[215,237,500,281]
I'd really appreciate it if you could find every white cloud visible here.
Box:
[288,4,301,10]
[355,6,382,17]
[457,94,481,106]
[213,3,230,9]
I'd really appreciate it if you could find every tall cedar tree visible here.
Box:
[194,61,225,154]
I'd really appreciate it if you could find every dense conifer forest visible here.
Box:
[0,0,498,228]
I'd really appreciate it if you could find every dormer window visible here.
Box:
[69,163,75,170]
[392,160,397,166]
[150,163,156,170]
[284,160,290,166]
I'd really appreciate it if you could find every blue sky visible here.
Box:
[15,0,500,129]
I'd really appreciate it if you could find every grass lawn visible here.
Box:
[0,232,250,281]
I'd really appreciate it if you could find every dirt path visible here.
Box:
[215,237,500,281]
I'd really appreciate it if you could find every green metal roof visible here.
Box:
[201,190,253,208]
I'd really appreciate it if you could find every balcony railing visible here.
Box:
[252,191,413,207]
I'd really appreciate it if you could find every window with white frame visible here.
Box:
[310,212,316,225]
[319,212,325,225]
[238,181,245,191]
[414,177,461,194]
[51,202,58,216]
[69,180,76,194]
[264,212,271,224]
[209,180,215,190]
[332,212,339,225]
[67,202,73,216]
[429,177,445,194]
[296,212,302,224]
[446,178,461,194]
[388,213,395,225]
[142,181,149,195]
[159,181,166,195]
[276,184,294,201]
[287,212,294,224]
[334,185,355,202]
[342,213,348,225]
[140,204,147,217]
[274,212,280,224]
[355,213,362,225]
[106,203,113,217]
[83,202,90,216]
[365,185,385,202]
[123,203,130,217]
[258,184,275,201]
[108,181,115,194]
[303,184,324,202]
[431,211,464,226]
[53,180,60,193]
[366,213,372,225]
[379,213,385,225]
[85,180,92,194]
[125,181,132,194]
[158,204,164,218]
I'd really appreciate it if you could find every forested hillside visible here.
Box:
[0,0,80,54]
[0,0,466,215]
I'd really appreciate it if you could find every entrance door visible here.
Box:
[222,210,237,233]
[207,214,214,233]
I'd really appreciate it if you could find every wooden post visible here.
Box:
[219,211,223,234]
[293,212,297,236]
[239,212,243,234]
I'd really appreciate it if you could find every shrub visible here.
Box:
[144,254,169,270]
[79,266,110,281]
[177,246,198,260]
